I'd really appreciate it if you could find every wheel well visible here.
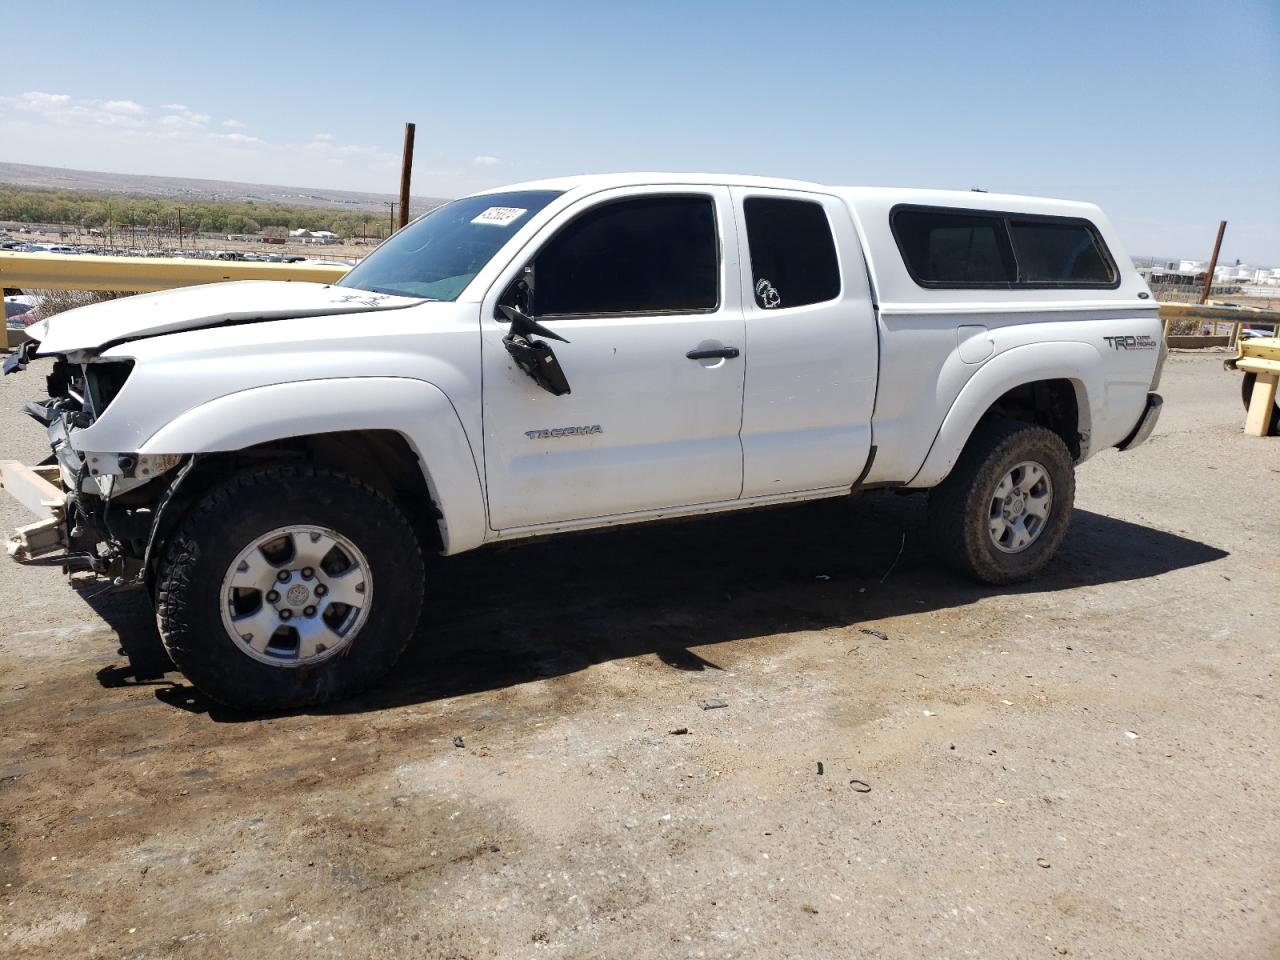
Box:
[145,431,442,592]
[983,379,1081,459]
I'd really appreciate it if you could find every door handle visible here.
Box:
[686,347,740,360]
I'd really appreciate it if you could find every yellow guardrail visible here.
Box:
[1159,302,1280,347]
[1225,336,1280,437]
[0,250,348,293]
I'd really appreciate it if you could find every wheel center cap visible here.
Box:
[1005,494,1025,518]
[286,583,310,606]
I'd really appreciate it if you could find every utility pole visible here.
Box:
[384,201,398,238]
[398,121,416,230]
[175,206,182,254]
[1199,220,1227,305]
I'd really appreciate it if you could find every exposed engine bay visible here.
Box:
[7,345,183,581]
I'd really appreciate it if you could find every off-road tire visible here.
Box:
[155,464,425,711]
[927,419,1075,585]
[1240,372,1280,436]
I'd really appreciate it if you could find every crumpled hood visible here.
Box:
[31,280,421,354]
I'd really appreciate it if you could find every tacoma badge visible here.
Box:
[525,425,603,439]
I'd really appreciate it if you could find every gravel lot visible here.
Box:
[0,350,1276,959]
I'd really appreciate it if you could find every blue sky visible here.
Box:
[3,0,1278,261]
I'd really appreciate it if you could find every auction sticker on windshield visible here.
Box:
[471,207,528,226]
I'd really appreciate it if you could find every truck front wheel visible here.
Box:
[927,420,1075,585]
[155,464,425,711]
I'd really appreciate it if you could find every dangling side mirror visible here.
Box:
[499,304,572,397]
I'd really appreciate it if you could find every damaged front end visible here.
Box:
[3,341,183,581]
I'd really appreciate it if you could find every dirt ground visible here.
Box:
[0,351,1276,959]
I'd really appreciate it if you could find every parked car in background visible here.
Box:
[4,294,41,325]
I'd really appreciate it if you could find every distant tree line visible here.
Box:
[0,187,397,238]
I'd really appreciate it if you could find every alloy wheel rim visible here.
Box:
[219,525,372,667]
[988,460,1053,554]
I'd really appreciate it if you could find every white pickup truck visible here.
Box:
[3,173,1165,710]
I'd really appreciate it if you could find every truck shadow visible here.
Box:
[86,493,1229,720]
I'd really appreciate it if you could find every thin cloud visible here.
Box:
[2,91,147,128]
[0,89,490,194]
[102,99,146,115]
[214,132,263,145]
[19,91,70,109]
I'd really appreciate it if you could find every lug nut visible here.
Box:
[304,605,316,617]
[277,570,290,582]
[314,584,328,597]
[301,567,315,579]
[279,609,292,621]
[266,590,280,603]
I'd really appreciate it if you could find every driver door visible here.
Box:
[480,186,746,531]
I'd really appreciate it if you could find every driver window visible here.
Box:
[530,195,719,317]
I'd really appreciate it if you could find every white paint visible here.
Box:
[23,172,1165,558]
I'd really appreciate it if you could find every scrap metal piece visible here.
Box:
[7,516,66,561]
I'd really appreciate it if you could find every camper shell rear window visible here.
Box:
[890,205,1119,290]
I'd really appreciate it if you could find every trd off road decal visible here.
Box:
[1103,335,1158,350]
[525,425,603,440]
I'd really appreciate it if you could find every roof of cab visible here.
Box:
[474,173,1104,218]
[471,173,1143,308]
[475,172,827,195]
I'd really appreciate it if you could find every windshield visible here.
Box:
[337,190,562,300]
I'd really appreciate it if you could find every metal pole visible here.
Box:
[398,121,416,230]
[1200,220,1227,305]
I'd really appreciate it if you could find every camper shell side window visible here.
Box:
[890,204,1120,291]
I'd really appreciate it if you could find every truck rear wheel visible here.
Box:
[155,464,424,711]
[927,419,1075,585]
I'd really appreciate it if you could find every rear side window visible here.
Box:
[1007,219,1115,284]
[892,209,1016,285]
[533,195,718,316]
[891,206,1118,289]
[743,197,840,309]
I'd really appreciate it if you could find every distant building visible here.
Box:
[288,229,339,242]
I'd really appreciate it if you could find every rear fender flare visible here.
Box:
[908,342,1101,488]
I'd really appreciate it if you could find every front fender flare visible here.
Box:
[138,377,487,554]
[908,342,1102,488]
